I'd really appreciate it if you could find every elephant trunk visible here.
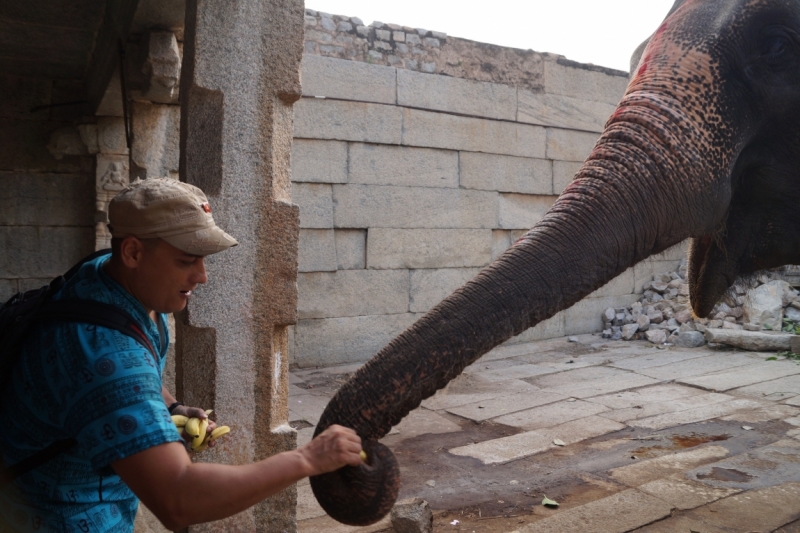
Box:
[311,87,718,525]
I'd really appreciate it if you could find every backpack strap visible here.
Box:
[1,298,160,487]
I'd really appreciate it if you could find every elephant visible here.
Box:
[309,0,800,525]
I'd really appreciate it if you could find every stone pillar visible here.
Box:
[177,1,303,531]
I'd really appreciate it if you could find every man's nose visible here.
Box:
[193,258,208,284]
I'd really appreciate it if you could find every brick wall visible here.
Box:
[289,12,687,368]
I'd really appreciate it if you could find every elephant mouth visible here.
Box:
[687,231,737,318]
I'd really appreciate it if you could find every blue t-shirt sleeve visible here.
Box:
[64,327,181,471]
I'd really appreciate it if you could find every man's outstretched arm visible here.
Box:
[111,424,361,530]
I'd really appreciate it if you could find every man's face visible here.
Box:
[129,239,208,314]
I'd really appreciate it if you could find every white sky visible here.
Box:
[305,0,677,72]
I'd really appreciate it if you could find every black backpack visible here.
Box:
[0,249,158,486]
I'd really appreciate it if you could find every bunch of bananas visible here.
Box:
[171,410,231,453]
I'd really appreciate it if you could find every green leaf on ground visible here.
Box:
[767,356,778,361]
[542,496,559,508]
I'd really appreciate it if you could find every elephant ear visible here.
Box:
[629,0,689,75]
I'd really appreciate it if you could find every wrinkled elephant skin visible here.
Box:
[310,0,800,525]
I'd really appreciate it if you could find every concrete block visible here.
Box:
[679,359,800,391]
[493,399,609,429]
[349,143,458,188]
[504,312,566,344]
[637,352,767,381]
[298,269,409,319]
[333,184,498,229]
[409,268,481,313]
[518,489,672,533]
[446,390,567,422]
[298,229,337,272]
[544,61,629,105]
[292,313,421,367]
[397,69,516,120]
[0,172,93,226]
[301,55,396,104]
[517,90,616,132]
[291,139,348,184]
[608,445,731,487]
[367,228,492,269]
[0,226,94,278]
[497,193,555,229]
[459,152,552,194]
[587,267,635,299]
[294,98,402,144]
[402,108,546,158]
[335,229,366,270]
[293,182,333,228]
[553,161,581,194]
[630,398,763,429]
[0,279,17,302]
[491,229,529,260]
[563,294,638,336]
[546,128,599,162]
[703,329,792,352]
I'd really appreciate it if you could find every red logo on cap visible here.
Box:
[201,203,212,213]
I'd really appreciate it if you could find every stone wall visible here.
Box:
[289,10,688,368]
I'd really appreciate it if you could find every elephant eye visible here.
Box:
[761,33,795,67]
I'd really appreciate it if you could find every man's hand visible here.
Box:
[171,404,218,447]
[297,425,363,476]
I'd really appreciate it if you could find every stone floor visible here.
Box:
[289,334,800,533]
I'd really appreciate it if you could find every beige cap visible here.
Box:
[108,178,238,256]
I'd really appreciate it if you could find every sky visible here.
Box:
[305,0,677,72]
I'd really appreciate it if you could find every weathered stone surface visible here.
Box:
[302,55,396,104]
[563,294,639,336]
[297,229,337,272]
[333,184,497,229]
[409,268,481,312]
[633,258,684,293]
[672,330,706,347]
[631,398,762,429]
[291,139,347,183]
[792,335,800,354]
[704,328,792,351]
[552,160,581,194]
[492,399,609,429]
[544,61,629,105]
[517,90,616,132]
[140,31,181,104]
[0,119,93,173]
[0,226,94,278]
[334,229,366,270]
[367,228,492,269]
[397,69,516,120]
[588,384,705,409]
[608,445,730,486]
[298,269,409,319]
[678,359,800,391]
[491,229,529,260]
[97,117,128,155]
[505,313,566,344]
[349,143,458,188]
[622,323,639,340]
[546,127,598,162]
[445,390,567,422]
[637,352,762,380]
[743,280,789,330]
[293,313,421,367]
[294,98,402,144]
[0,172,93,226]
[131,102,180,179]
[588,267,635,299]
[518,489,672,533]
[497,193,556,229]
[390,498,433,533]
[459,152,552,194]
[700,483,800,532]
[293,182,333,228]
[402,108,546,158]
[389,408,462,441]
[421,373,538,411]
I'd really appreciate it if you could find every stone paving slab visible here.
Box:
[635,352,764,381]
[420,375,538,411]
[297,511,392,533]
[527,366,662,399]
[492,399,610,430]
[449,416,624,464]
[445,390,568,422]
[610,348,711,372]
[732,374,800,402]
[389,407,462,440]
[597,392,734,423]
[631,515,730,533]
[698,482,800,531]
[630,398,764,430]
[678,359,800,392]
[288,393,330,425]
[608,445,731,487]
[685,442,800,492]
[518,489,673,533]
[588,384,706,410]
[478,363,561,381]
[788,396,800,406]
[637,476,741,510]
[719,403,800,423]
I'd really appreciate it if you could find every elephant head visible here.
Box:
[310,0,800,525]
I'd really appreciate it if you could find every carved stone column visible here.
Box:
[177,1,303,531]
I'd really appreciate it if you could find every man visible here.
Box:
[0,178,362,532]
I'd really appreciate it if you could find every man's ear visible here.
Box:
[119,236,145,269]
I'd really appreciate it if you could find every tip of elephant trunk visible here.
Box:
[310,440,400,526]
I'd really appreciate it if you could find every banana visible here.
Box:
[192,419,209,450]
[359,450,368,462]
[209,426,231,441]
[184,417,201,438]
[204,409,213,416]
[193,441,209,453]
[171,415,189,427]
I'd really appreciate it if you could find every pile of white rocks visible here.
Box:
[601,259,800,348]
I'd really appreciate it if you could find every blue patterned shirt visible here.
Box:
[0,253,182,532]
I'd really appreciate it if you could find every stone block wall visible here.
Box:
[289,11,688,368]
